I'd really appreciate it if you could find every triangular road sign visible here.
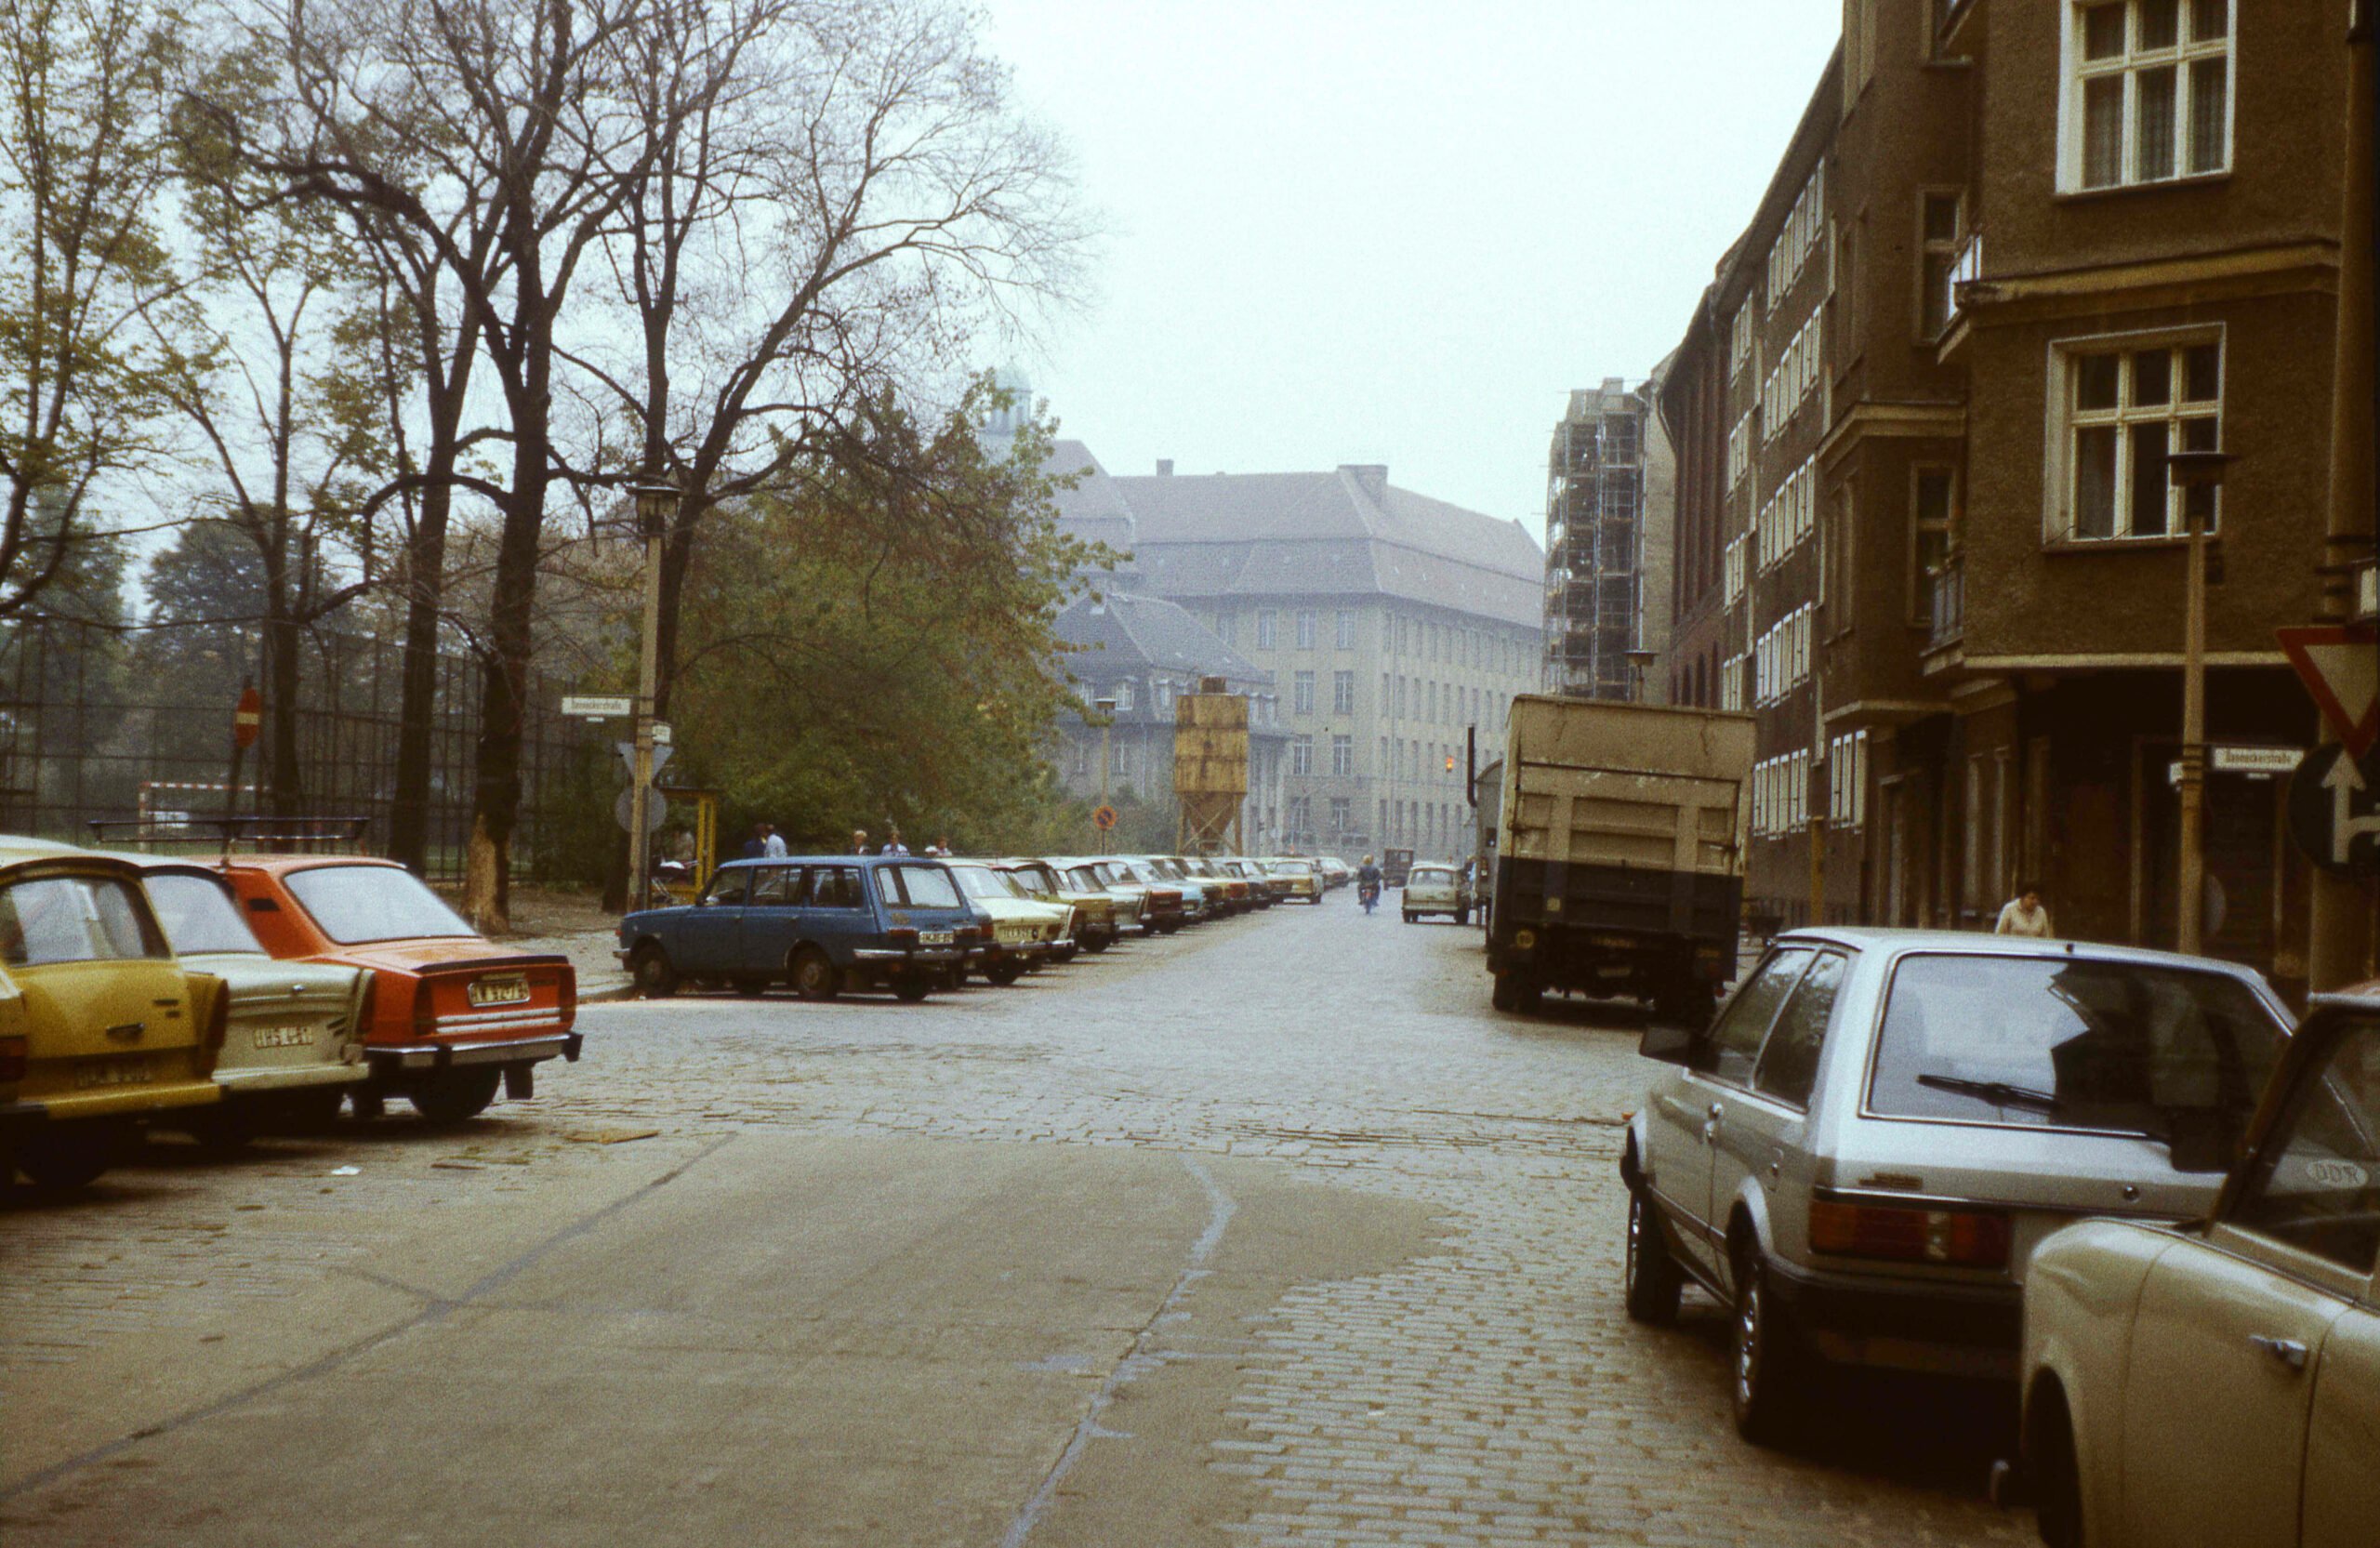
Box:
[2278,625,2380,759]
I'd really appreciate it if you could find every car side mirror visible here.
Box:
[2164,1108,2240,1174]
[1638,1023,1702,1068]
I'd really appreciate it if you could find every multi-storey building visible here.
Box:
[1543,376,1678,701]
[1659,0,2347,995]
[1110,463,1545,858]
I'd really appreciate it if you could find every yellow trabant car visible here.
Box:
[1264,856,1325,904]
[945,861,1068,986]
[0,847,225,1189]
[999,859,1117,955]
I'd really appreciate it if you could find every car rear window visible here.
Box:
[284,865,476,945]
[0,874,170,966]
[145,871,265,956]
[882,865,961,909]
[1869,953,2287,1140]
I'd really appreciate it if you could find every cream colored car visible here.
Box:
[1402,863,1471,924]
[2011,986,2380,1548]
[945,862,1067,986]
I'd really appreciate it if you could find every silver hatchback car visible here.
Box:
[1620,928,2294,1443]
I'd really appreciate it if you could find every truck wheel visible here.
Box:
[409,1068,501,1125]
[1490,973,1521,1012]
[1624,1187,1684,1325]
[629,943,679,999]
[790,946,842,1001]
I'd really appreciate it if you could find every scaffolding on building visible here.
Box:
[1542,379,1650,701]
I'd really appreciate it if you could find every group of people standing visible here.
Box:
[735,822,952,859]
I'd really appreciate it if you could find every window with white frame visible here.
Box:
[1335,609,1356,650]
[1331,734,1353,776]
[2057,335,2221,540]
[1256,610,1277,650]
[2065,0,2231,192]
[1911,468,1958,622]
[1919,191,1964,338]
[1332,669,1355,715]
[1725,536,1747,603]
[1721,655,1744,711]
[1757,457,1818,570]
[1829,732,1870,827]
[1295,610,1317,650]
[1727,411,1752,489]
[1292,669,1316,717]
[1753,606,1815,706]
[1761,314,1823,443]
[1114,679,1135,712]
[1291,736,1314,776]
[1729,304,1753,379]
[1329,796,1351,833]
[1765,165,1828,311]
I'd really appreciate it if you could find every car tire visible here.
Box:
[274,1087,347,1134]
[2030,1388,2085,1548]
[985,959,1025,987]
[892,977,932,1003]
[789,946,841,1001]
[186,1105,258,1155]
[1623,1187,1684,1326]
[1456,906,1471,926]
[1402,912,1415,924]
[1082,933,1111,955]
[409,1068,501,1125]
[15,1123,121,1191]
[1730,1250,1808,1446]
[629,944,679,999]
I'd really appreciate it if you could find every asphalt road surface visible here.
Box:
[1,897,2034,1547]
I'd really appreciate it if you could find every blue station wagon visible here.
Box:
[617,856,979,1002]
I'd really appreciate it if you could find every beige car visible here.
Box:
[1402,863,1471,924]
[2009,985,2380,1548]
[945,862,1067,986]
[1264,857,1324,904]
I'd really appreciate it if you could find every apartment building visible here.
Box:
[1543,376,1679,701]
[1659,0,2348,994]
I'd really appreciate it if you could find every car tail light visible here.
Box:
[1808,1198,2011,1270]
[956,925,982,944]
[887,928,919,948]
[204,983,230,1053]
[0,1035,25,1082]
[557,964,577,1029]
[352,972,377,1035]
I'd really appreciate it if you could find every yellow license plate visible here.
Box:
[73,1056,152,1089]
[251,1024,317,1051]
[468,974,531,1008]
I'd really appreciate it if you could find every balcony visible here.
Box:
[1925,554,1964,655]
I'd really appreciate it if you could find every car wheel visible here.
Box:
[2030,1387,2085,1548]
[1082,933,1112,955]
[629,943,679,999]
[790,946,841,1002]
[985,959,1025,987]
[1456,906,1471,925]
[1730,1250,1807,1445]
[274,1087,347,1134]
[409,1068,502,1125]
[1623,1187,1684,1326]
[186,1104,258,1155]
[1402,912,1415,924]
[892,976,932,1003]
[15,1123,121,1191]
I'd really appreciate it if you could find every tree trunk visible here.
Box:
[264,600,304,816]
[463,364,552,933]
[388,364,467,874]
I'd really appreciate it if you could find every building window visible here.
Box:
[1395,677,1408,717]
[1911,468,1957,623]
[1727,411,1752,489]
[1296,609,1317,650]
[1335,609,1356,650]
[1729,304,1752,379]
[1216,612,1236,647]
[1824,485,1855,633]
[1291,737,1314,776]
[1331,735,1353,776]
[1287,795,1310,835]
[1114,679,1135,712]
[1329,796,1351,834]
[1332,669,1355,715]
[1765,164,1827,312]
[1255,611,1277,650]
[2065,0,2231,192]
[1293,669,1316,717]
[2057,337,2221,540]
[1919,191,1964,339]
[1828,732,1870,827]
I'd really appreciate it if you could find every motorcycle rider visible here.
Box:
[1356,853,1383,916]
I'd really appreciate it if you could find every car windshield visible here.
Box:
[1868,953,2288,1144]
[1411,867,1453,883]
[284,865,477,945]
[881,865,961,909]
[0,873,170,966]
[1273,861,1314,875]
[1064,867,1107,892]
[1005,866,1059,896]
[950,867,1020,902]
[144,871,265,956]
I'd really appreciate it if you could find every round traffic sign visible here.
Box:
[231,686,262,749]
[1091,804,1118,832]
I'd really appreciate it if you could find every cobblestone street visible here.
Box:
[2,899,2031,1546]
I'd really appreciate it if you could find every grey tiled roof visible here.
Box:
[1054,590,1270,687]
[1108,467,1545,628]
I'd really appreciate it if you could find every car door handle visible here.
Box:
[2249,1335,2309,1370]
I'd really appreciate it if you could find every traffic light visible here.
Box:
[1444,753,1456,773]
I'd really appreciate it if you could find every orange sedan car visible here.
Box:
[216,857,580,1124]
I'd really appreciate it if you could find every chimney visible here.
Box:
[1341,464,1388,503]
[1156,458,1174,476]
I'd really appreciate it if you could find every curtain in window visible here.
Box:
[2187,58,2228,174]
[2135,66,2177,180]
[2082,75,2125,188]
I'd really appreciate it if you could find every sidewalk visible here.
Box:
[508,927,634,1001]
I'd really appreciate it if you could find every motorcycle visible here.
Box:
[1358,879,1382,915]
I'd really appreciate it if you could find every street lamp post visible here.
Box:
[1625,648,1658,704]
[2169,448,2231,956]
[627,479,676,914]
[1094,696,1117,855]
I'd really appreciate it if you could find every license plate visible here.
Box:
[73,1056,152,1089]
[468,974,531,1008]
[251,1024,316,1051]
[919,931,955,946]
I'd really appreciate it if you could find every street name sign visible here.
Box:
[562,694,635,720]
[2277,625,2379,759]
[2287,745,2380,877]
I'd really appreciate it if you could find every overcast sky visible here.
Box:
[976,1,1843,543]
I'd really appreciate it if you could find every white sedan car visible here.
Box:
[2010,986,2380,1548]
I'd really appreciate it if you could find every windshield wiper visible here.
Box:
[1915,1073,2065,1114]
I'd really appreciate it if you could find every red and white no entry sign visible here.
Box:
[232,686,263,749]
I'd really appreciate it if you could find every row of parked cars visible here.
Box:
[0,837,581,1193]
[1617,925,2380,1547]
[614,850,1353,1000]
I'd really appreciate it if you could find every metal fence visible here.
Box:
[0,618,607,880]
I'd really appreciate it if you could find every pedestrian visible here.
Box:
[1994,881,2054,938]
[926,835,953,857]
[851,827,870,855]
[761,823,787,859]
[740,823,769,860]
[880,825,910,857]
